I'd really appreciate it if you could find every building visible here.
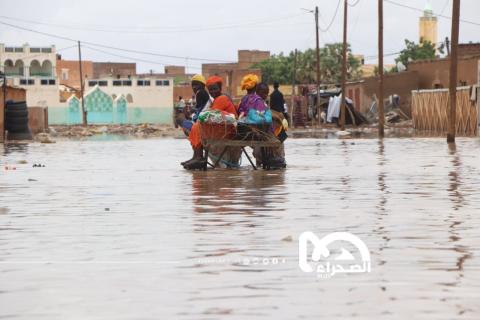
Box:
[353,54,396,78]
[0,43,59,109]
[202,50,270,97]
[408,54,480,89]
[419,1,437,45]
[92,62,136,79]
[49,75,174,125]
[56,57,94,89]
[1,43,174,125]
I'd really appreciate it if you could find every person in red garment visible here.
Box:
[183,76,237,170]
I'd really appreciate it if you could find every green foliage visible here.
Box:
[395,39,443,66]
[253,43,362,85]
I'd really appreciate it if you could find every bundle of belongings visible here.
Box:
[327,96,367,126]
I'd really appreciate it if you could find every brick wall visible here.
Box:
[92,62,136,79]
[56,59,94,89]
[408,56,480,89]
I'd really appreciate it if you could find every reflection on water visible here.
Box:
[0,138,479,319]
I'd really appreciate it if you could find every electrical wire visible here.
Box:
[82,45,201,70]
[0,20,234,63]
[0,12,309,34]
[348,0,361,7]
[385,0,480,27]
[319,0,342,32]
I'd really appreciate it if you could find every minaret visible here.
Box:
[419,1,438,45]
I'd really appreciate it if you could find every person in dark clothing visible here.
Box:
[269,82,289,122]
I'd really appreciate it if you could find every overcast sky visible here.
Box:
[1,0,479,73]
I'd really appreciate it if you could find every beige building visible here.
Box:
[419,2,438,45]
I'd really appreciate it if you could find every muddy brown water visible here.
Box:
[1,137,479,319]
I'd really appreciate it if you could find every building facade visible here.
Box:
[202,50,269,97]
[1,44,174,125]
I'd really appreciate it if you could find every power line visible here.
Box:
[82,45,201,70]
[440,0,450,15]
[0,12,309,34]
[385,0,480,27]
[347,0,361,7]
[0,20,235,63]
[319,0,342,32]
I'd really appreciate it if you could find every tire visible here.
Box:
[6,123,30,133]
[6,109,28,118]
[6,101,27,112]
[6,116,29,125]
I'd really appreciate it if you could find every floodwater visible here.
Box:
[1,137,479,319]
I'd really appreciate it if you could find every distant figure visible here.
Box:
[177,96,186,109]
[270,82,289,122]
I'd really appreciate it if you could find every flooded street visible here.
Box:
[1,137,480,319]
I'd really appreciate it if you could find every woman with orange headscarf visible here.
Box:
[183,76,238,170]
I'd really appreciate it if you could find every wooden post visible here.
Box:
[291,48,298,127]
[78,41,87,126]
[315,6,321,126]
[378,0,385,137]
[447,0,460,143]
[340,0,348,131]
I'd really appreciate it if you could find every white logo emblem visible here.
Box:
[299,232,371,278]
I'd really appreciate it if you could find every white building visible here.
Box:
[0,43,59,108]
[1,43,174,124]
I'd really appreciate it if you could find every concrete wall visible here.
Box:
[49,76,174,125]
[28,107,48,134]
[345,71,420,114]
[93,62,136,79]
[0,86,27,142]
[56,59,94,89]
[408,56,480,89]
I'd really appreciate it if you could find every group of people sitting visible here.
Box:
[180,74,288,170]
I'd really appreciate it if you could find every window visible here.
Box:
[41,48,52,53]
[88,81,98,86]
[156,80,166,86]
[30,48,41,53]
[163,80,170,86]
[137,80,151,86]
[122,80,132,86]
[113,80,122,86]
[62,69,69,81]
[98,80,108,86]
[14,47,23,53]
[20,79,35,85]
[41,79,55,85]
[5,47,14,52]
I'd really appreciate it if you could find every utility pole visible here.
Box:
[315,6,321,125]
[340,0,348,131]
[378,0,385,137]
[291,48,298,126]
[447,0,460,143]
[77,41,87,126]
